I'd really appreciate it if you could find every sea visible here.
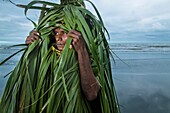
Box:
[110,43,170,113]
[0,42,170,113]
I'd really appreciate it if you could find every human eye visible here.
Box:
[61,31,65,34]
[55,31,59,36]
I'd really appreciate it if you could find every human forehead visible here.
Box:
[54,27,64,32]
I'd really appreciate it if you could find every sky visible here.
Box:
[94,0,170,32]
[0,0,170,44]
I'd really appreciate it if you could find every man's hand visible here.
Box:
[25,30,40,45]
[67,30,86,52]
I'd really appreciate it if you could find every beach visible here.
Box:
[0,43,170,113]
[112,43,170,113]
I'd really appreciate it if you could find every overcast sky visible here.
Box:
[93,0,170,33]
[0,0,170,44]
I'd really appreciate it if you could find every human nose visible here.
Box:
[55,33,66,41]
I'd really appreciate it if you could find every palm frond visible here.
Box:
[0,0,121,113]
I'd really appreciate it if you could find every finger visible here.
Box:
[33,35,40,40]
[30,31,40,40]
[69,29,81,36]
[68,33,80,40]
[26,40,33,45]
[31,30,40,36]
[69,35,80,44]
[26,36,36,43]
[72,38,78,43]
[25,37,33,44]
[26,36,34,41]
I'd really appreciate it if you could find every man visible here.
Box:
[0,0,119,112]
[26,28,102,112]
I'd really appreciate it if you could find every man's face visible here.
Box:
[54,28,67,51]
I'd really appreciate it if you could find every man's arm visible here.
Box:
[68,30,100,101]
[77,47,100,101]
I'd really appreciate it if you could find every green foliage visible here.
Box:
[0,0,120,113]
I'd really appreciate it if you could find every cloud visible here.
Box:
[1,0,170,44]
[0,15,11,22]
[137,18,165,31]
[88,0,170,33]
[15,21,34,30]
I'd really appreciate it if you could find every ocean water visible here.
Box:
[0,45,23,95]
[111,43,170,113]
[0,43,170,113]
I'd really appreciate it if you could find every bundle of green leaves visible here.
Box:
[0,0,120,113]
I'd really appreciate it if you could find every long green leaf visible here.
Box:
[0,48,26,65]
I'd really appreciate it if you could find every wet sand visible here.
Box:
[112,51,170,113]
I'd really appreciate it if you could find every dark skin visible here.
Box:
[26,28,100,101]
